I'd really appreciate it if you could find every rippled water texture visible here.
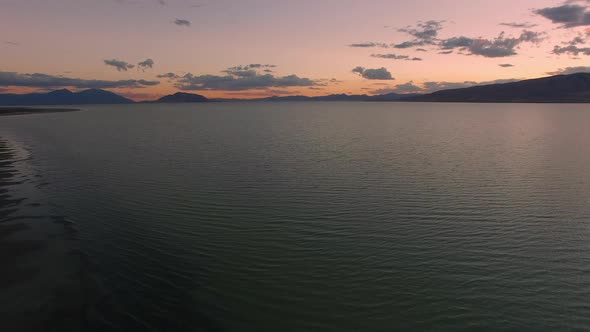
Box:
[1,102,590,331]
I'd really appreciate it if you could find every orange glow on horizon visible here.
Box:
[1,0,588,101]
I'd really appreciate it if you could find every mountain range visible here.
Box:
[407,73,590,103]
[0,88,133,106]
[212,92,419,102]
[1,73,589,106]
[155,92,209,103]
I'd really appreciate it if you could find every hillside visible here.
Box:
[0,89,134,106]
[406,73,590,103]
[155,92,209,103]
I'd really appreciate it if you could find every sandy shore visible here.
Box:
[0,107,80,116]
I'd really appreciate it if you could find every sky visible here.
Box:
[1,0,590,100]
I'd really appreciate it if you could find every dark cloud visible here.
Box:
[399,20,444,43]
[394,19,542,58]
[4,41,19,46]
[225,64,276,71]
[175,74,315,91]
[245,64,276,68]
[157,72,179,79]
[0,71,159,89]
[534,4,590,27]
[349,42,389,48]
[393,20,444,49]
[222,64,276,78]
[174,19,191,27]
[547,66,590,75]
[553,25,590,55]
[552,44,590,55]
[518,30,545,43]
[567,35,587,45]
[137,58,154,71]
[167,65,317,91]
[440,36,474,50]
[222,68,257,78]
[500,22,538,28]
[392,41,422,49]
[499,63,514,67]
[370,53,421,61]
[370,18,554,62]
[563,32,589,46]
[371,53,405,59]
[468,35,520,57]
[352,67,394,80]
[440,31,544,58]
[104,59,135,71]
[158,0,166,5]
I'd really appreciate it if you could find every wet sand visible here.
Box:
[0,107,80,116]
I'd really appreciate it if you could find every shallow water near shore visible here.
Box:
[1,102,590,331]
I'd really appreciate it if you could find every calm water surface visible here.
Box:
[1,102,590,331]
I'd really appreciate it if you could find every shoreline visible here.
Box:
[0,107,81,117]
[0,136,86,330]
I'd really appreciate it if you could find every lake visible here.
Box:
[1,102,590,331]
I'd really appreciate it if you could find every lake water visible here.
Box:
[1,102,590,331]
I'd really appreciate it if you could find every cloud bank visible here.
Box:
[534,3,590,27]
[104,59,135,71]
[0,71,159,89]
[553,44,590,55]
[547,66,590,75]
[371,54,422,61]
[349,42,389,48]
[500,22,538,28]
[352,67,394,80]
[174,19,191,27]
[137,58,155,71]
[161,65,317,91]
[394,20,444,48]
[439,30,544,57]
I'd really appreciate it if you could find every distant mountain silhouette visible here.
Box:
[2,73,590,106]
[214,93,418,102]
[368,92,421,101]
[260,94,371,102]
[405,73,590,103]
[0,89,133,105]
[155,92,209,103]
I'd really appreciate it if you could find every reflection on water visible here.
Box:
[1,102,590,331]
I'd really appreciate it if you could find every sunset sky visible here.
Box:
[1,0,590,100]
